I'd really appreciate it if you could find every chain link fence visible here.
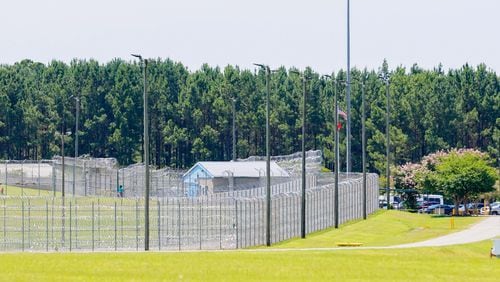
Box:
[0,151,324,198]
[0,172,378,252]
[0,158,185,198]
[1,153,379,251]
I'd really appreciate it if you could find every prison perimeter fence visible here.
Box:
[0,173,378,252]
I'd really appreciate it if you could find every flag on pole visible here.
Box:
[338,109,347,120]
[337,109,347,131]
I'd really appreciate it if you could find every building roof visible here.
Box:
[183,161,290,178]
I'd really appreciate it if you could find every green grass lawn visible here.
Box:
[274,210,482,248]
[1,185,57,197]
[0,240,498,281]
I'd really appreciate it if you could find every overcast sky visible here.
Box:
[1,0,499,73]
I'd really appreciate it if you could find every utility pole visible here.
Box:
[61,113,66,247]
[254,63,272,246]
[301,74,308,238]
[361,79,367,219]
[334,78,340,228]
[385,78,390,209]
[324,74,340,228]
[379,74,391,209]
[132,54,150,250]
[73,96,79,196]
[292,70,310,238]
[232,97,236,161]
[346,0,352,175]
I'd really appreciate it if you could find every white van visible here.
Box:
[417,194,444,205]
[379,195,402,208]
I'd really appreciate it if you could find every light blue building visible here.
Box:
[182,161,290,197]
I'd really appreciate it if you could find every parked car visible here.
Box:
[417,201,433,213]
[458,203,484,215]
[394,201,405,210]
[423,204,453,215]
[492,205,500,215]
[480,202,500,215]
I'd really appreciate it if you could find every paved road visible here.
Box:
[392,216,500,248]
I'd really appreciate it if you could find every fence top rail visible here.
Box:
[0,159,54,164]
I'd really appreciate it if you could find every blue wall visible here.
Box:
[183,164,212,197]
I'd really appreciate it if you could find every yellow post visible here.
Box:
[450,217,455,229]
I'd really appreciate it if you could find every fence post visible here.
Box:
[248,200,251,247]
[116,169,119,197]
[51,198,54,249]
[253,199,256,246]
[177,198,181,251]
[46,199,49,252]
[121,198,124,249]
[83,161,87,196]
[199,198,202,250]
[92,201,95,252]
[114,201,117,251]
[69,201,72,251]
[22,199,25,252]
[4,160,7,195]
[235,199,238,249]
[28,198,31,249]
[21,161,24,195]
[52,164,56,196]
[97,198,100,248]
[158,199,161,251]
[38,160,41,196]
[135,199,139,251]
[75,198,78,249]
[3,198,6,251]
[219,200,222,250]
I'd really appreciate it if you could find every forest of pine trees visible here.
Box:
[0,59,498,176]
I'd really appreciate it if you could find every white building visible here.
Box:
[182,161,290,196]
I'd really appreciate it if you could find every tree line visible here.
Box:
[0,59,498,175]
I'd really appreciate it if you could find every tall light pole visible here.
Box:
[350,76,368,219]
[56,97,72,199]
[60,108,71,246]
[220,79,237,162]
[334,77,340,228]
[61,123,66,199]
[291,70,310,239]
[361,78,367,219]
[346,0,352,175]
[324,74,340,228]
[73,96,79,196]
[61,121,65,246]
[379,74,391,209]
[132,53,150,250]
[254,63,271,246]
[232,97,237,161]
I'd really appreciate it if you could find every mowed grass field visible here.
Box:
[275,209,483,247]
[1,186,498,281]
[0,240,498,281]
[1,185,57,196]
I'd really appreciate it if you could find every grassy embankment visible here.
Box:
[1,188,498,281]
[275,209,482,247]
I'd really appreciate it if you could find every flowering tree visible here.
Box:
[428,150,496,214]
[394,148,497,213]
[393,163,424,209]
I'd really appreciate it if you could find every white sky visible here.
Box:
[1,0,499,73]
